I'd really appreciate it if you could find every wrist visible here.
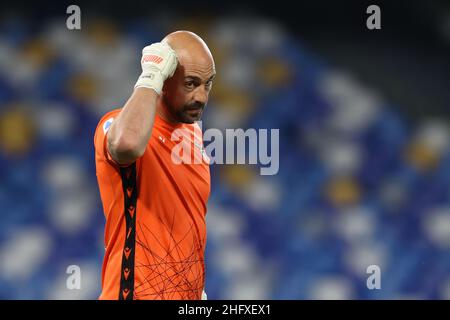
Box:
[132,86,160,99]
[134,70,165,95]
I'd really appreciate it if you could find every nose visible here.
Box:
[193,86,208,105]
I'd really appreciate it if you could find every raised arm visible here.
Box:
[107,42,178,165]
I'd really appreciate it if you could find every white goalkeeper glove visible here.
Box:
[134,42,178,95]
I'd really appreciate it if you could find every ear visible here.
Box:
[161,80,176,104]
[161,74,173,95]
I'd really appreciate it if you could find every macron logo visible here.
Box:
[142,54,163,64]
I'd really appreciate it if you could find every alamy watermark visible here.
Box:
[169,121,279,176]
[66,265,81,290]
[66,5,81,30]
[366,5,381,30]
[366,264,381,290]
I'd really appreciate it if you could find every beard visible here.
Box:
[164,98,206,124]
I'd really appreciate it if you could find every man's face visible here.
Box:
[162,59,216,124]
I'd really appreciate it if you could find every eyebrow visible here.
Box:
[185,74,216,82]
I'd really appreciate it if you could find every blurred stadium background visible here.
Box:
[1,0,450,299]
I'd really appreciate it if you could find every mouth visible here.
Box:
[186,106,203,112]
[186,108,202,116]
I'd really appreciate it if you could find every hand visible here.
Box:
[134,42,178,94]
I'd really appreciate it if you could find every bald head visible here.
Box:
[159,30,216,124]
[162,31,215,71]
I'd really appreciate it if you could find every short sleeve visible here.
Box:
[94,110,133,168]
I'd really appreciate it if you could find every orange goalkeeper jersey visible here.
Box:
[94,108,210,300]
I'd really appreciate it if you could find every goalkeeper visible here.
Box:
[94,30,215,300]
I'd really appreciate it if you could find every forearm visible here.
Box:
[107,87,158,164]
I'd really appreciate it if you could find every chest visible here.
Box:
[138,126,211,206]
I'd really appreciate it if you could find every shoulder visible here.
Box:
[94,108,122,143]
[95,108,121,135]
[93,108,122,153]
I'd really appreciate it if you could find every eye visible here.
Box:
[205,80,213,89]
[185,81,195,90]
